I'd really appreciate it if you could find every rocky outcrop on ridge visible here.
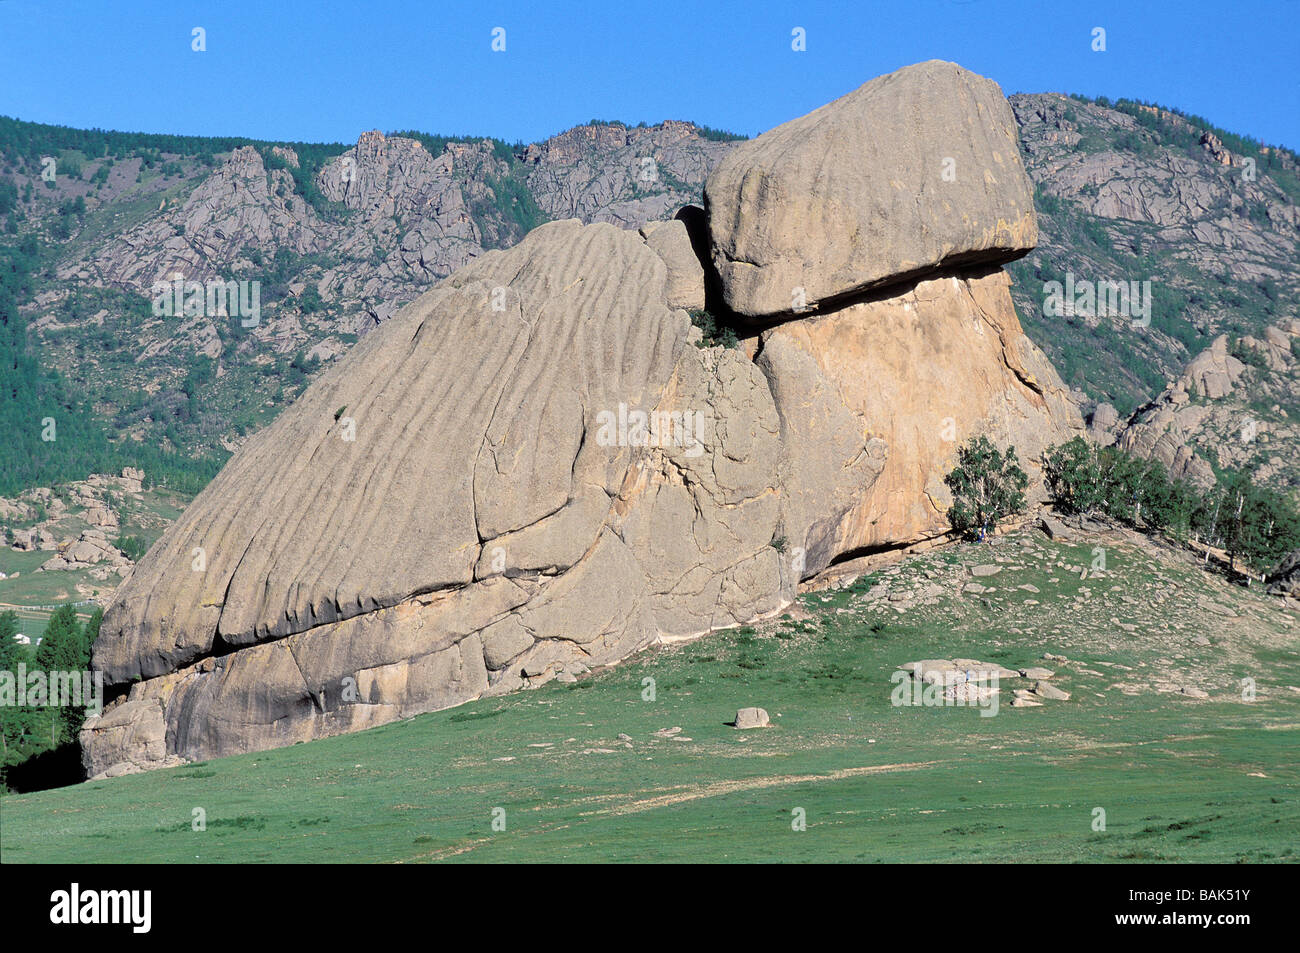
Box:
[38,528,130,575]
[82,61,1082,778]
[523,120,734,227]
[1006,92,1300,417]
[61,135,496,322]
[1115,321,1300,491]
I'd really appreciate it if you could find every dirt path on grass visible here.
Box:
[400,760,938,862]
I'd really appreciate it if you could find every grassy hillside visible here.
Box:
[3,525,1295,863]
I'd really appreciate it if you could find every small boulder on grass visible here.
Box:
[734,707,770,729]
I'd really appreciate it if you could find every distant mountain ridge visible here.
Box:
[0,92,1296,498]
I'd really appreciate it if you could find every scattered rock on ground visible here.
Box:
[1040,515,1069,540]
[1032,681,1070,701]
[1020,666,1055,679]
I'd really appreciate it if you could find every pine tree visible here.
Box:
[33,605,90,747]
[0,610,24,766]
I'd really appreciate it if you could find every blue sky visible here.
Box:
[1,0,1296,147]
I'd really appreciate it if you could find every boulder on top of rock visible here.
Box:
[705,60,1037,318]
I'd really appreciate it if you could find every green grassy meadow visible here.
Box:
[1,528,1297,863]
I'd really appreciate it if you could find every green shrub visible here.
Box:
[0,179,17,217]
[56,150,84,178]
[943,437,1029,541]
[688,309,739,349]
[115,534,148,562]
[1042,437,1300,572]
[298,285,324,314]
[1197,470,1300,572]
[1042,436,1108,516]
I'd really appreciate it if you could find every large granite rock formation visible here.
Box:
[83,61,1081,778]
[84,220,791,775]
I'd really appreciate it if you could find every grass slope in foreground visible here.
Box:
[1,526,1296,863]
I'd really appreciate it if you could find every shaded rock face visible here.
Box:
[706,60,1037,318]
[1268,549,1300,599]
[639,219,705,311]
[84,62,1080,778]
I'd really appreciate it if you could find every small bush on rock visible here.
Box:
[688,309,739,349]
